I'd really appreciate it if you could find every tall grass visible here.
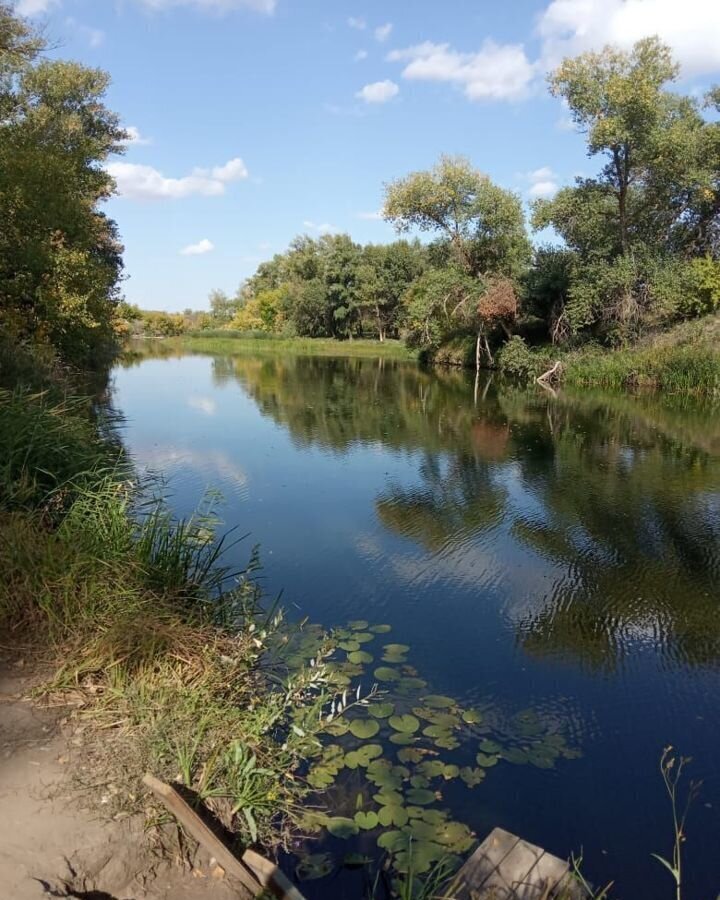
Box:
[178,332,416,360]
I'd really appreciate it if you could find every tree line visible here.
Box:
[190,37,720,371]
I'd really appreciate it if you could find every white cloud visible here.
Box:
[303,220,337,234]
[357,210,383,220]
[107,156,248,200]
[15,0,58,14]
[524,166,560,199]
[388,39,535,102]
[538,0,720,76]
[348,16,366,30]
[124,125,152,146]
[180,238,215,255]
[356,79,399,104]
[354,49,368,62]
[65,17,104,46]
[374,22,392,43]
[188,395,217,414]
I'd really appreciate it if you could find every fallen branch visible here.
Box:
[143,773,307,900]
[536,360,563,386]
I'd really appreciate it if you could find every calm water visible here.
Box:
[113,345,720,898]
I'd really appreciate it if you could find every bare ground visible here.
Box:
[0,657,251,900]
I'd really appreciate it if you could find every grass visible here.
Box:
[178,331,417,360]
[0,367,348,854]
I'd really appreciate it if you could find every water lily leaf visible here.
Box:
[374,667,401,682]
[512,710,544,737]
[389,714,420,734]
[349,620,370,630]
[422,724,452,740]
[368,702,395,719]
[476,752,499,767]
[460,766,486,787]
[369,624,392,634]
[296,853,333,881]
[355,744,383,765]
[418,760,446,779]
[397,748,424,764]
[326,817,359,839]
[562,748,583,760]
[367,768,402,791]
[406,806,424,819]
[325,719,350,736]
[348,650,373,664]
[338,640,360,652]
[374,790,403,806]
[422,695,455,709]
[479,739,501,754]
[410,775,430,789]
[435,735,460,750]
[343,751,362,769]
[393,841,445,875]
[462,709,483,724]
[423,712,459,729]
[417,808,447,825]
[389,732,415,746]
[377,804,409,827]
[527,749,556,769]
[377,830,409,852]
[434,821,474,852]
[502,747,529,765]
[442,764,459,780]
[405,787,436,805]
[354,810,379,830]
[382,643,409,663]
[349,719,380,739]
[353,632,375,644]
[397,677,427,694]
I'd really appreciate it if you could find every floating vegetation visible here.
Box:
[281,620,582,889]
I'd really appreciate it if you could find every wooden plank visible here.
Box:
[143,774,262,896]
[143,774,309,900]
[454,827,520,898]
[513,849,570,900]
[471,836,544,900]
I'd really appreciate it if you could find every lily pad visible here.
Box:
[406,787,436,805]
[326,817,359,839]
[462,709,483,724]
[374,667,401,682]
[410,775,430,789]
[353,632,375,644]
[418,760,445,779]
[479,739,502,754]
[348,650,373,665]
[397,677,427,694]
[349,620,370,630]
[368,702,395,719]
[382,643,410,663]
[502,747,529,765]
[397,748,424,764]
[338,640,360,652]
[422,695,455,709]
[377,830,409,852]
[389,732,415,745]
[377,804,409,827]
[460,766,486,787]
[349,719,380,739]
[354,810,379,830]
[389,714,420,734]
[369,624,392,634]
[476,752,499,767]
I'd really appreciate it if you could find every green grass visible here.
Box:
[179,331,417,360]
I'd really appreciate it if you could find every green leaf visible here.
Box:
[462,709,482,724]
[369,624,392,634]
[460,766,486,787]
[349,620,369,630]
[326,817,359,839]
[349,719,380,739]
[422,695,455,709]
[651,854,680,880]
[353,632,375,644]
[374,667,401,682]
[377,804,409,827]
[368,702,395,719]
[389,714,420,734]
[347,650,373,664]
[354,810,379,830]
[476,752,499,767]
[406,787,436,805]
[295,853,334,881]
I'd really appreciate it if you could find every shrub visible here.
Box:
[497,335,534,378]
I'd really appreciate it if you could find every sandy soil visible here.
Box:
[0,658,251,900]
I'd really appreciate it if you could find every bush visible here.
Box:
[497,335,534,378]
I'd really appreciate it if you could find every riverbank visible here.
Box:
[431,314,720,395]
[180,332,416,360]
[0,341,348,894]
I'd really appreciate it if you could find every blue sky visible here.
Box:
[18,0,720,311]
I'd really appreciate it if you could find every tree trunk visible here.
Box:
[475,332,481,373]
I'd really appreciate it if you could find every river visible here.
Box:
[112,343,720,898]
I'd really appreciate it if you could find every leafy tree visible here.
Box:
[384,155,530,278]
[0,3,125,365]
[356,241,426,340]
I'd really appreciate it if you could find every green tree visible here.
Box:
[0,4,125,365]
[384,155,530,278]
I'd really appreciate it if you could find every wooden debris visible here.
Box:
[142,773,307,900]
[454,827,587,899]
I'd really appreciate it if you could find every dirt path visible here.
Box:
[0,659,250,900]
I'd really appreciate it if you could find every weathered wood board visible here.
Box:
[453,827,587,899]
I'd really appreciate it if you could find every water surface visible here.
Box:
[113,345,720,898]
